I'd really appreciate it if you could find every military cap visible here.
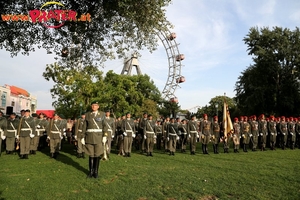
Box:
[10,112,16,116]
[90,101,99,105]
[181,119,187,122]
[203,113,207,117]
[53,113,59,117]
[31,113,38,117]
[148,114,152,117]
[213,116,218,119]
[143,112,147,115]
[81,112,86,115]
[25,109,30,112]
[105,109,111,113]
[190,114,196,118]
[234,117,238,121]
[20,109,25,112]
[126,112,131,115]
[39,112,44,116]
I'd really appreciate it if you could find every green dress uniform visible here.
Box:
[179,122,188,152]
[18,116,36,159]
[200,119,212,154]
[250,119,259,151]
[116,118,125,155]
[30,117,47,154]
[167,121,178,155]
[82,110,105,178]
[144,119,156,156]
[233,120,241,153]
[295,119,300,149]
[154,122,163,150]
[279,118,288,149]
[242,120,251,152]
[258,118,268,151]
[162,119,170,152]
[187,118,198,155]
[121,117,135,157]
[47,118,64,158]
[35,117,48,150]
[138,117,147,152]
[288,120,296,149]
[212,120,220,154]
[75,118,85,158]
[0,115,8,156]
[102,116,115,159]
[268,118,277,150]
[6,117,19,153]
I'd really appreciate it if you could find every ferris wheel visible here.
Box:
[121,29,185,102]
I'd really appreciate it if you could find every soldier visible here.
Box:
[0,111,7,156]
[179,119,188,153]
[5,112,19,154]
[296,117,300,149]
[211,116,220,154]
[102,109,115,160]
[258,114,268,151]
[116,115,125,156]
[162,117,170,152]
[268,115,277,150]
[138,112,148,153]
[187,115,198,155]
[288,117,296,149]
[122,112,135,157]
[155,120,163,150]
[200,114,211,154]
[167,118,178,156]
[29,113,39,154]
[81,101,105,178]
[250,115,259,151]
[66,118,73,144]
[144,114,156,156]
[35,113,48,150]
[233,117,241,153]
[75,112,86,158]
[279,116,288,150]
[242,116,251,152]
[46,114,64,159]
[17,109,35,159]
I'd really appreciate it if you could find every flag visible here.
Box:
[222,101,234,139]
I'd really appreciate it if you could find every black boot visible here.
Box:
[19,154,25,159]
[87,157,94,178]
[205,145,209,154]
[93,157,100,178]
[25,154,29,159]
[77,153,82,158]
[150,152,153,157]
[216,144,219,154]
[32,150,36,155]
[213,145,216,154]
[202,144,205,154]
[50,153,54,158]
[82,152,85,159]
[53,152,58,159]
[128,153,131,157]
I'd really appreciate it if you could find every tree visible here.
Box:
[43,64,161,118]
[195,96,237,119]
[0,0,172,65]
[235,27,300,116]
[158,99,181,118]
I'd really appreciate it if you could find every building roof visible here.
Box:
[10,85,30,97]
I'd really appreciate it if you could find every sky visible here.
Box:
[1,0,300,113]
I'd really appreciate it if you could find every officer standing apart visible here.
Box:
[81,101,105,178]
[18,109,35,159]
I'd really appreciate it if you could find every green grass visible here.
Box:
[0,142,300,200]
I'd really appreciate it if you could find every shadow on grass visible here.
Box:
[0,190,5,200]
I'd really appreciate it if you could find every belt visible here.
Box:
[21,128,32,131]
[78,130,82,132]
[51,131,61,134]
[125,130,133,132]
[146,131,155,134]
[87,129,102,132]
[169,133,177,136]
[190,131,197,133]
[7,130,17,132]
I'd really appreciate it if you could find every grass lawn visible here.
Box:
[0,142,300,200]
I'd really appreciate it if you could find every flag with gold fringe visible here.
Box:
[222,101,234,139]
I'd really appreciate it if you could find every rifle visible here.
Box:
[46,119,54,146]
[16,117,23,150]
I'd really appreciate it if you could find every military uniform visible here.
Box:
[0,113,8,156]
[242,117,251,152]
[162,118,170,152]
[5,113,19,154]
[279,117,288,149]
[288,117,296,149]
[102,112,115,159]
[258,115,268,151]
[116,116,125,156]
[200,114,211,154]
[187,116,198,155]
[47,115,64,158]
[179,119,188,153]
[35,114,48,151]
[295,118,300,149]
[138,114,148,153]
[18,110,36,159]
[75,115,85,158]
[268,116,277,150]
[233,118,241,153]
[211,116,220,154]
[121,113,135,157]
[250,116,259,151]
[154,121,163,150]
[144,115,156,156]
[167,118,178,155]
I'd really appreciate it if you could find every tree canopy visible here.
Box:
[43,63,161,118]
[0,0,172,65]
[235,26,300,116]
